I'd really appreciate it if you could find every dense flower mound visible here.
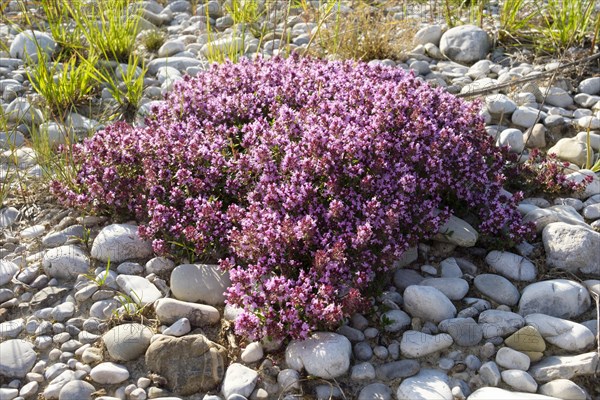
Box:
[53,56,533,340]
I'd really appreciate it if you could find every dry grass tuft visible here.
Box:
[308,1,418,62]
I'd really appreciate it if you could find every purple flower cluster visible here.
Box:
[52,56,533,340]
[503,148,593,197]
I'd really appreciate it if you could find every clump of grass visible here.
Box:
[498,0,538,44]
[65,0,143,63]
[139,29,166,53]
[26,51,98,117]
[84,52,148,120]
[538,0,597,51]
[40,0,86,59]
[308,1,417,61]
[441,0,489,28]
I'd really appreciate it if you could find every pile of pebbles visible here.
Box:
[1,1,600,399]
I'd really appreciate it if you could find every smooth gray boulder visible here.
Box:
[285,332,351,379]
[91,224,153,263]
[440,25,489,64]
[170,263,230,305]
[518,279,590,319]
[102,323,153,361]
[0,339,37,378]
[9,30,56,63]
[542,222,600,276]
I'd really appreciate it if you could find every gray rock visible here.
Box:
[538,379,586,400]
[145,256,175,275]
[154,298,220,326]
[576,115,600,130]
[44,370,83,399]
[547,138,589,166]
[497,128,524,153]
[337,325,365,342]
[163,317,191,337]
[438,317,482,346]
[523,124,547,148]
[512,106,545,128]
[542,223,600,276]
[393,269,424,290]
[51,302,75,322]
[501,370,538,393]
[473,274,520,306]
[20,381,39,399]
[439,25,489,64]
[0,288,13,303]
[0,388,19,399]
[495,347,530,370]
[116,262,144,275]
[543,87,573,108]
[201,37,244,58]
[58,380,96,400]
[240,341,263,363]
[0,318,24,338]
[403,285,456,323]
[529,352,598,382]
[420,277,468,300]
[479,361,501,386]
[574,93,600,108]
[221,363,258,399]
[358,382,392,400]
[519,279,590,318]
[524,313,594,352]
[393,246,418,268]
[145,334,227,395]
[523,205,588,233]
[583,203,600,219]
[0,207,19,228]
[91,224,153,263]
[116,274,162,306]
[199,0,223,17]
[38,122,72,147]
[485,94,517,115]
[400,330,453,358]
[20,224,45,239]
[278,368,300,392]
[485,251,536,281]
[353,341,373,361]
[0,260,19,286]
[478,310,525,338]
[434,215,478,247]
[285,332,351,379]
[42,245,90,280]
[148,57,207,75]
[414,25,443,46]
[103,323,153,361]
[9,30,56,63]
[0,130,25,149]
[90,362,129,384]
[43,225,85,248]
[351,362,376,380]
[30,286,68,308]
[578,77,600,95]
[440,257,463,277]
[375,360,420,381]
[170,264,230,305]
[468,387,560,399]
[396,369,452,400]
[381,310,411,333]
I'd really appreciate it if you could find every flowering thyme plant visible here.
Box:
[503,148,593,197]
[53,56,533,340]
